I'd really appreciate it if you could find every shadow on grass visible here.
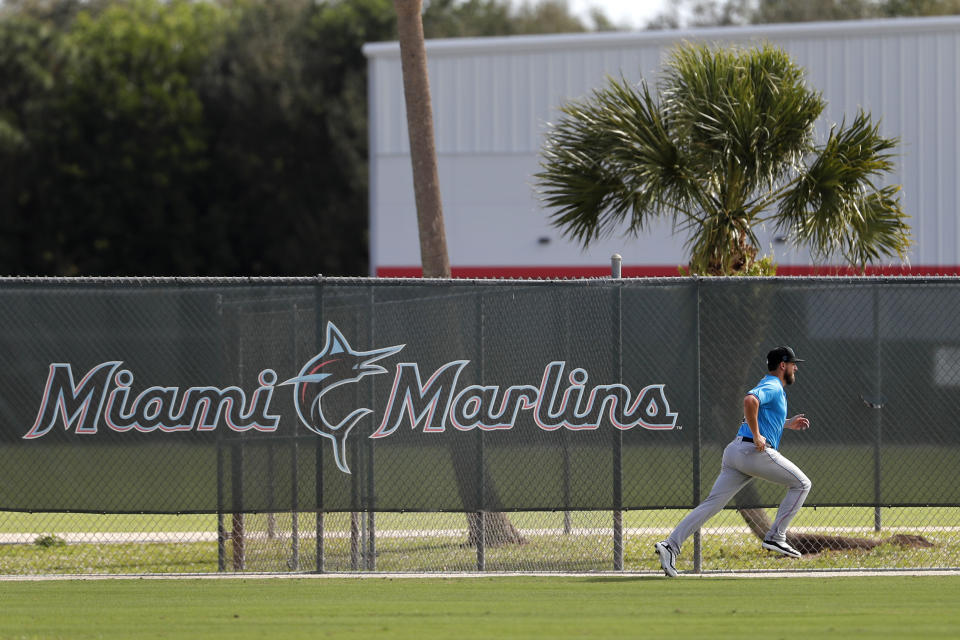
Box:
[582,575,668,582]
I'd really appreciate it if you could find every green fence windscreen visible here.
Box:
[1,277,957,513]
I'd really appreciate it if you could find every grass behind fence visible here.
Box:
[3,506,959,534]
[1,507,956,574]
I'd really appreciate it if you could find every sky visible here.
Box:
[564,0,673,29]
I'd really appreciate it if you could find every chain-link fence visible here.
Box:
[1,276,957,574]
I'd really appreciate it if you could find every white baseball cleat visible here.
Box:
[762,538,802,558]
[654,541,678,577]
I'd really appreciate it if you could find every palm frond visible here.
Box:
[534,76,699,247]
[662,43,824,201]
[842,185,911,266]
[778,111,910,266]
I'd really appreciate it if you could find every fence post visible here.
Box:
[476,290,486,572]
[232,306,246,572]
[231,443,245,571]
[290,303,300,571]
[562,288,572,535]
[611,254,623,571]
[873,283,883,531]
[267,446,277,539]
[477,438,486,572]
[692,278,702,573]
[316,443,325,574]
[368,287,377,570]
[315,278,325,573]
[351,312,362,571]
[215,295,227,572]
[290,440,300,571]
[217,442,226,572]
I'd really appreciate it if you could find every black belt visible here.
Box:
[739,435,774,449]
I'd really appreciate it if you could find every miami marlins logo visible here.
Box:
[26,322,679,478]
[280,322,403,474]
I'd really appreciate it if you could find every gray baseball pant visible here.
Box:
[666,436,812,553]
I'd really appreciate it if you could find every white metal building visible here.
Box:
[363,17,960,277]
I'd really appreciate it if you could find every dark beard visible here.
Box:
[785,371,795,385]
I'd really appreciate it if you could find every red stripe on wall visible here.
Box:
[377,266,671,278]
[773,265,960,276]
[376,265,960,278]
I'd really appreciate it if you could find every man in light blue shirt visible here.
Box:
[655,346,812,577]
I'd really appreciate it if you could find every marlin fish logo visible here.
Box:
[280,322,404,473]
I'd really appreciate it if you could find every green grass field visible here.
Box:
[2,576,959,639]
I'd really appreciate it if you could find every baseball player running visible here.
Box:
[655,346,812,577]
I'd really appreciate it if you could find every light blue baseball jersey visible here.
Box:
[737,374,787,449]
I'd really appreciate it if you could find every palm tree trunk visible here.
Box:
[394,0,449,278]
[393,1,521,546]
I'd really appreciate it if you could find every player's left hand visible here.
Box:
[786,414,810,431]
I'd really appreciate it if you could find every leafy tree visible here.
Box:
[504,0,594,33]
[423,0,513,36]
[422,0,620,37]
[0,12,71,270]
[878,0,960,16]
[536,43,911,276]
[0,12,65,167]
[0,0,106,26]
[753,0,883,21]
[64,0,225,274]
[0,0,226,275]
[194,0,396,276]
[0,0,397,276]
[648,0,960,28]
[0,0,609,277]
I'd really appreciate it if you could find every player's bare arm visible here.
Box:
[743,394,766,451]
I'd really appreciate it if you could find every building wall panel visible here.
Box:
[365,18,960,275]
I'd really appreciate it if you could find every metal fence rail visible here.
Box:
[1,275,958,574]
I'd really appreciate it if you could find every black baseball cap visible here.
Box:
[767,346,805,370]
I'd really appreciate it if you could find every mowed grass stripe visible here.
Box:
[2,576,959,639]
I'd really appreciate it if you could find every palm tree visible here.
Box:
[536,42,911,275]
[537,43,917,555]
[393,0,522,548]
